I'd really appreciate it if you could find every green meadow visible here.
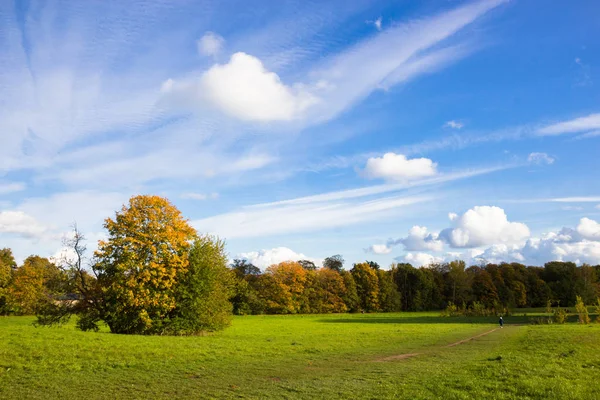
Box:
[1,312,599,399]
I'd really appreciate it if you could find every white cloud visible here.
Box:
[197,32,225,57]
[465,217,600,266]
[261,166,508,207]
[577,217,600,241]
[165,52,318,122]
[444,120,464,129]
[0,182,26,194]
[537,113,600,136]
[402,252,444,267]
[366,244,393,255]
[370,225,444,255]
[236,247,319,269]
[596,204,600,210]
[0,211,49,238]
[398,226,444,251]
[440,206,530,248]
[528,152,555,165]
[181,192,219,201]
[367,17,383,31]
[194,194,427,239]
[576,130,600,140]
[362,153,437,181]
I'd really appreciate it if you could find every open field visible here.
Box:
[1,312,599,399]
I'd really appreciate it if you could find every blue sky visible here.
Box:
[1,0,600,268]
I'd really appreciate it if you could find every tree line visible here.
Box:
[1,195,599,335]
[229,257,599,315]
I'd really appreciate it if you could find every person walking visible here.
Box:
[499,316,504,328]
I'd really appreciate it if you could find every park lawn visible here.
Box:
[0,312,599,399]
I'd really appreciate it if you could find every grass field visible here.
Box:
[1,312,599,399]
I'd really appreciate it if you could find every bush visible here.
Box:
[575,295,590,325]
[553,308,568,324]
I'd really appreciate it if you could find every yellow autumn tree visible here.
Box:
[95,195,197,334]
[351,262,380,312]
[264,261,308,314]
[7,256,64,315]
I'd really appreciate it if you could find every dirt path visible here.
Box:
[374,326,504,362]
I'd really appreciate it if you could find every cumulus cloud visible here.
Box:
[365,244,393,255]
[402,252,444,267]
[368,225,444,255]
[577,217,600,240]
[362,153,437,181]
[399,226,445,251]
[197,32,225,57]
[460,217,600,266]
[528,152,555,165]
[0,211,49,238]
[444,120,464,129]
[164,52,318,122]
[440,206,530,248]
[236,247,319,270]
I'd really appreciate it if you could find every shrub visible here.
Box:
[553,308,568,324]
[575,295,590,325]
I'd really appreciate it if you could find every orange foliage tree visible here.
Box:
[94,195,197,334]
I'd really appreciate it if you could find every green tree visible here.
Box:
[446,260,469,305]
[170,236,234,333]
[470,268,499,308]
[323,255,344,273]
[298,260,317,271]
[377,269,401,312]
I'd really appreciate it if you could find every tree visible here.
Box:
[37,196,224,335]
[543,261,580,306]
[94,195,197,334]
[307,268,348,313]
[231,259,261,279]
[0,257,13,315]
[470,268,499,308]
[351,262,380,312]
[298,260,317,271]
[0,248,17,270]
[446,260,469,305]
[340,271,360,312]
[170,236,234,333]
[8,256,65,315]
[377,269,401,312]
[323,255,344,273]
[263,261,308,314]
[229,260,264,315]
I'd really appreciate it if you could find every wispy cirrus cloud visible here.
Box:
[537,113,600,136]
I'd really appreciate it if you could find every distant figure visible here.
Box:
[499,316,504,328]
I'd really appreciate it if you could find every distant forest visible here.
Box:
[229,256,598,314]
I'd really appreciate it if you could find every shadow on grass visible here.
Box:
[318,316,531,325]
